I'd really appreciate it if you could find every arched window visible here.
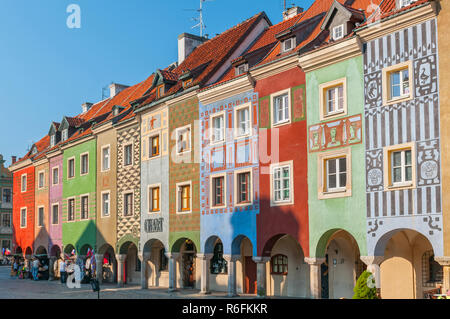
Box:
[210,243,227,274]
[422,250,443,287]
[271,254,288,275]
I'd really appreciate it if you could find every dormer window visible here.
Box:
[50,135,56,148]
[235,63,248,76]
[31,147,37,155]
[281,37,295,53]
[400,0,416,8]
[183,78,193,88]
[333,25,344,41]
[157,84,164,98]
[62,129,68,142]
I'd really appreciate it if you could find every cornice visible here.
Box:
[60,135,95,151]
[166,88,198,107]
[250,54,299,81]
[356,2,437,43]
[46,149,62,158]
[9,159,32,172]
[33,158,49,167]
[114,116,138,131]
[298,36,363,73]
[92,121,113,135]
[197,74,254,105]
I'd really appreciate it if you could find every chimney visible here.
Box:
[82,102,93,113]
[109,83,129,98]
[283,6,303,21]
[11,156,16,164]
[178,33,207,65]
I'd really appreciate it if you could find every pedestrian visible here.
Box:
[10,257,17,277]
[31,257,40,281]
[59,258,67,284]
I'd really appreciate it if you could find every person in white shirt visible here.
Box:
[59,259,67,284]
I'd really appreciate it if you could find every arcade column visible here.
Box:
[305,257,326,299]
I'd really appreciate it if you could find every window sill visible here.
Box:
[272,120,291,128]
[176,210,192,215]
[211,204,226,209]
[386,183,414,191]
[384,95,413,106]
[270,200,293,207]
[323,188,347,195]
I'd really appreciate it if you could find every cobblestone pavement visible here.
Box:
[0,266,258,299]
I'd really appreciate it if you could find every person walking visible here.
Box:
[31,257,40,281]
[59,258,67,284]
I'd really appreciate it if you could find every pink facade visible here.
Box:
[48,154,63,255]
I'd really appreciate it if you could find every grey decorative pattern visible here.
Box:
[366,149,384,192]
[414,55,438,97]
[364,71,382,109]
[417,139,440,186]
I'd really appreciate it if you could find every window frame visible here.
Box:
[234,169,253,207]
[52,167,59,186]
[37,206,45,228]
[235,63,249,76]
[210,111,226,145]
[80,152,89,176]
[123,191,134,217]
[382,60,413,106]
[319,78,347,121]
[176,181,192,214]
[123,142,134,167]
[271,254,288,275]
[20,207,27,228]
[270,88,291,127]
[149,134,161,159]
[67,197,76,222]
[383,142,416,191]
[21,174,27,193]
[62,129,68,142]
[234,103,252,139]
[210,173,227,209]
[148,184,161,214]
[51,203,59,225]
[101,145,111,172]
[1,213,11,228]
[37,170,45,190]
[176,124,192,155]
[2,188,11,203]
[67,157,75,180]
[318,147,352,199]
[80,194,89,220]
[270,161,294,207]
[281,37,296,53]
[101,190,111,218]
[333,24,344,40]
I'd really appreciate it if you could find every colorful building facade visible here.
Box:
[0,155,13,253]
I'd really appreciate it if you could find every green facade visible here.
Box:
[62,138,97,254]
[306,55,367,257]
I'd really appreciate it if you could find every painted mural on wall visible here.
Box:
[363,18,443,256]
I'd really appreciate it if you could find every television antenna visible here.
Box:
[185,0,215,37]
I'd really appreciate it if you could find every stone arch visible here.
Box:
[64,244,75,255]
[35,246,47,256]
[117,234,139,255]
[98,243,115,255]
[24,247,32,256]
[50,245,61,257]
[204,235,222,254]
[171,237,197,253]
[314,228,362,258]
[142,239,167,288]
[15,246,22,255]
[79,244,93,256]
[231,234,255,256]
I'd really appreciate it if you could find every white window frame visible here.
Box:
[123,142,134,167]
[176,124,192,155]
[21,174,27,193]
[383,142,416,190]
[123,191,134,217]
[318,147,352,199]
[281,37,296,53]
[101,145,111,172]
[176,181,192,214]
[51,203,59,225]
[382,60,413,106]
[210,111,226,145]
[62,129,68,142]
[52,167,59,186]
[67,197,76,222]
[37,170,45,190]
[319,78,347,121]
[37,206,45,228]
[101,191,111,218]
[235,63,248,76]
[210,173,227,209]
[271,89,291,127]
[80,194,89,220]
[148,183,162,214]
[20,207,27,228]
[67,157,75,180]
[234,103,252,139]
[234,168,253,207]
[80,152,89,176]
[149,133,161,159]
[270,161,294,207]
[50,134,56,148]
[2,188,11,203]
[333,24,344,40]
[325,157,347,193]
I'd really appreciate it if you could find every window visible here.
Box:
[68,199,75,221]
[62,129,68,142]
[124,144,133,166]
[212,176,225,207]
[384,143,416,189]
[235,63,248,76]
[211,114,225,143]
[157,84,164,98]
[2,188,11,203]
[382,61,413,105]
[236,171,251,205]
[38,171,44,189]
[160,248,168,271]
[325,157,347,192]
[38,207,44,227]
[422,250,443,287]
[102,146,110,171]
[52,204,59,225]
[210,242,227,274]
[177,126,191,153]
[272,162,293,205]
[81,196,89,219]
[271,255,288,275]
[281,37,295,53]
[52,167,59,186]
[150,135,160,158]
[102,192,110,217]
[50,135,56,148]
[183,79,193,88]
[149,186,160,212]
[319,78,347,120]
[21,174,27,192]
[272,91,290,126]
[80,153,89,175]
[20,208,27,228]
[235,105,251,138]
[400,0,417,8]
[2,213,11,228]
[124,192,133,216]
[318,148,352,199]
[68,158,75,179]
[333,24,344,40]
[177,182,191,213]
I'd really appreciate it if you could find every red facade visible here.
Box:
[12,165,35,255]
[256,67,309,257]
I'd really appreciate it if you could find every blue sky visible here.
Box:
[0,0,314,166]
